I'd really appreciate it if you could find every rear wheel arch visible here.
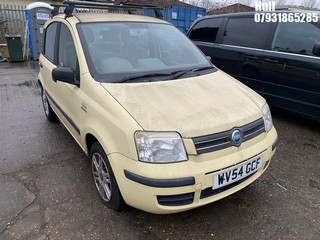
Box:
[40,81,58,122]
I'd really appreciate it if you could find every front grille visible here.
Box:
[157,192,194,206]
[192,118,265,154]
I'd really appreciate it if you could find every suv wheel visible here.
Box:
[90,142,125,211]
[41,88,58,122]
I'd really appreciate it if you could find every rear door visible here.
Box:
[262,20,320,119]
[39,21,59,114]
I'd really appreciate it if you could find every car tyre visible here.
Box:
[41,87,58,122]
[90,142,125,211]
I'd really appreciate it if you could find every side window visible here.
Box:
[44,23,58,61]
[58,24,78,72]
[222,18,269,49]
[271,22,320,56]
[189,18,223,43]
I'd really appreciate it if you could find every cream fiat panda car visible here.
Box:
[38,5,278,214]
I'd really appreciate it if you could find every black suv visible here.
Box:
[187,12,320,120]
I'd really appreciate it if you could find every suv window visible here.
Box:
[271,21,320,56]
[188,18,223,43]
[44,22,58,61]
[58,24,78,72]
[222,18,269,49]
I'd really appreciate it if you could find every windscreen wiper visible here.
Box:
[114,72,175,83]
[170,66,215,79]
[114,69,193,83]
[192,66,215,72]
[113,66,215,83]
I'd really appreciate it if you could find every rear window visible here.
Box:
[222,17,269,49]
[271,21,320,56]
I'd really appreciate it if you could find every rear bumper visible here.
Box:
[108,127,278,214]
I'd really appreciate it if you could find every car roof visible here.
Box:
[53,13,169,24]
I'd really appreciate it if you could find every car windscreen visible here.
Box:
[77,22,215,83]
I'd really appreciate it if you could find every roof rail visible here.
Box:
[51,0,149,18]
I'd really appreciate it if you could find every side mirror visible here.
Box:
[52,67,79,86]
[312,42,320,56]
[206,56,212,62]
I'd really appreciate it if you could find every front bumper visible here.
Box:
[108,127,278,214]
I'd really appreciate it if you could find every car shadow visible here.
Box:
[270,106,320,133]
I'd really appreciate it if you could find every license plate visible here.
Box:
[212,156,263,190]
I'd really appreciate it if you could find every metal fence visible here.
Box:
[0,4,27,43]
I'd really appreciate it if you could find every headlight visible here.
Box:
[134,131,187,163]
[262,103,273,132]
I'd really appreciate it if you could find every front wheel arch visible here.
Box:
[89,142,125,211]
[86,133,98,156]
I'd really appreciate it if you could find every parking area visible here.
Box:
[0,62,319,240]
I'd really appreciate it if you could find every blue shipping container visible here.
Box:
[143,6,206,34]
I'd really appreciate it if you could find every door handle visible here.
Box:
[39,63,43,68]
[247,56,259,60]
[265,58,279,63]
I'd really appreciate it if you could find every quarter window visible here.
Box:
[271,22,320,56]
[44,23,58,61]
[188,18,223,43]
[222,18,269,49]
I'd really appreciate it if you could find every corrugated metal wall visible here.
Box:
[0,4,26,43]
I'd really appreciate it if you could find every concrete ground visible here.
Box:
[0,62,319,240]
